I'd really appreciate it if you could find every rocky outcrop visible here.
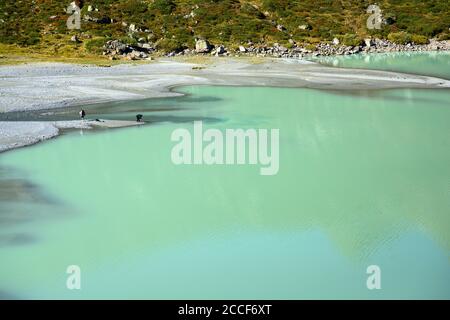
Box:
[225,38,450,59]
[195,39,212,53]
[104,36,449,60]
[83,15,111,24]
[103,40,155,60]
[70,35,81,43]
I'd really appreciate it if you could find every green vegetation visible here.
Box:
[85,38,107,54]
[0,0,448,59]
[338,34,363,46]
[411,34,429,45]
[388,31,412,44]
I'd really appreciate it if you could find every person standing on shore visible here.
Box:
[79,109,86,120]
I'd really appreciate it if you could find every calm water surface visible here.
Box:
[313,51,450,80]
[0,53,449,299]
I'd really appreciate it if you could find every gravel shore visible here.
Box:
[0,119,144,153]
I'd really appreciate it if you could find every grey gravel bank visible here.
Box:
[0,120,144,153]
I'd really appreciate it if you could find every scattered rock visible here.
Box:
[195,39,212,53]
[70,35,81,43]
[83,15,95,22]
[103,40,155,60]
[364,38,374,47]
[101,36,449,60]
[97,17,111,24]
[298,24,311,30]
[141,43,153,50]
[216,45,226,55]
[129,24,137,33]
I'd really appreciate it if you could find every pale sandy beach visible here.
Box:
[1,58,449,152]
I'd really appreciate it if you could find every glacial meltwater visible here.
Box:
[0,56,449,299]
[313,51,450,80]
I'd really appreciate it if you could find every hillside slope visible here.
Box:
[0,0,448,59]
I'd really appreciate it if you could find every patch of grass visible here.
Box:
[388,31,412,44]
[85,38,107,54]
[411,34,429,45]
[338,33,363,46]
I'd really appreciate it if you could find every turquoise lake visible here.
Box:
[312,51,450,80]
[0,53,449,299]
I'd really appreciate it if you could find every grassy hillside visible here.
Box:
[0,0,448,60]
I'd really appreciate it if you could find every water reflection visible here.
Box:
[0,85,449,298]
[312,51,450,80]
[0,95,223,122]
[0,166,65,245]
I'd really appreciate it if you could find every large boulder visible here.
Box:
[216,45,226,55]
[70,35,81,43]
[277,45,288,53]
[298,24,311,30]
[97,16,111,24]
[364,38,374,47]
[140,43,153,50]
[195,39,212,53]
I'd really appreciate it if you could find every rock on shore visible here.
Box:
[103,40,155,60]
[102,37,449,60]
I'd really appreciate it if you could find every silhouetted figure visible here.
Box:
[79,109,86,119]
[136,114,143,122]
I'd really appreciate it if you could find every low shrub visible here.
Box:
[156,38,184,53]
[339,34,362,46]
[387,31,412,44]
[305,43,316,51]
[151,0,176,15]
[411,34,429,45]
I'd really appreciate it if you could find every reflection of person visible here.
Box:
[79,109,86,119]
[136,114,143,122]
